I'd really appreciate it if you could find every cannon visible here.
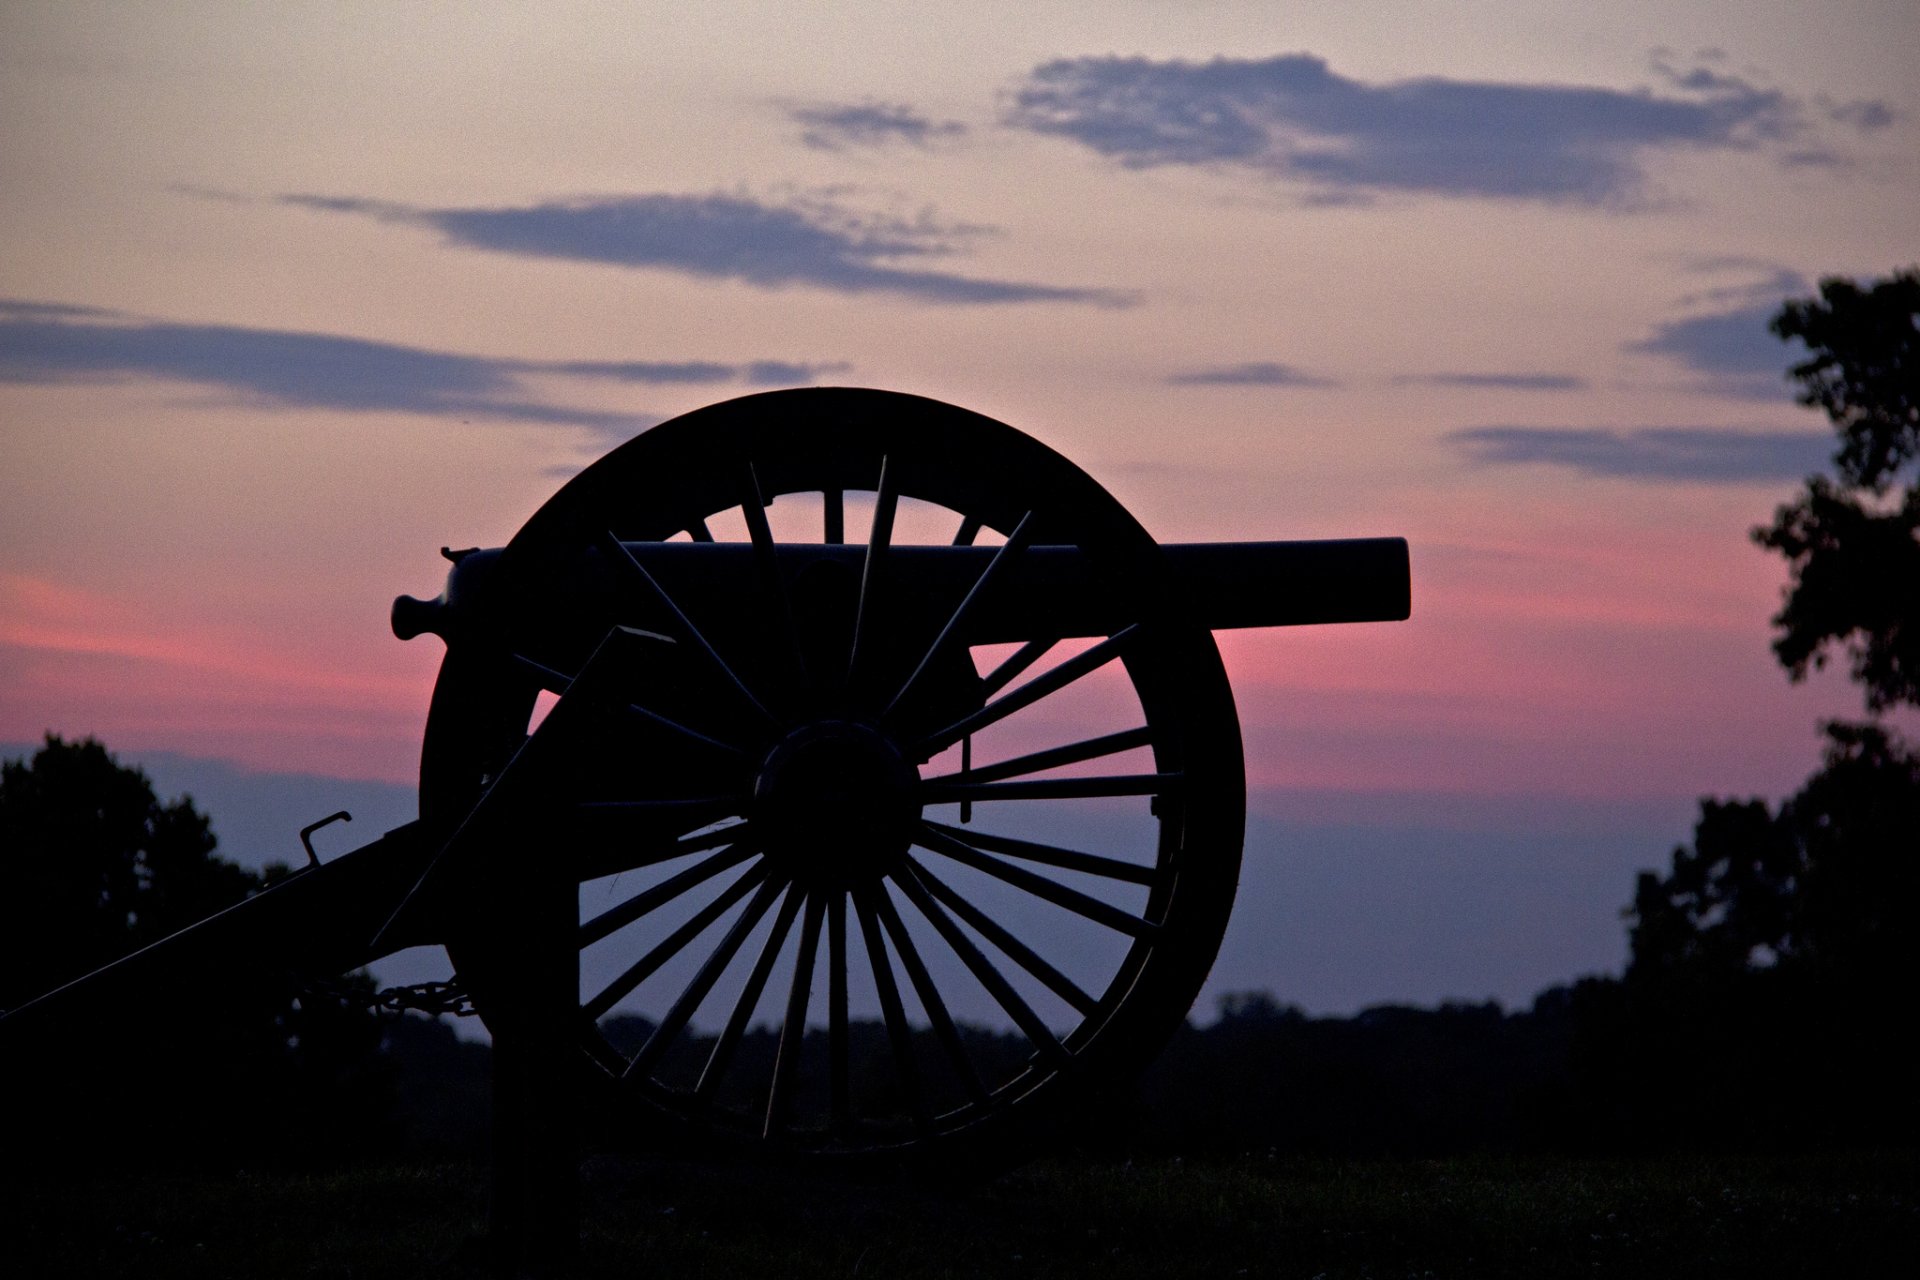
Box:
[4,388,1409,1181]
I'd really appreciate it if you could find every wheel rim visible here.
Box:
[424,388,1244,1161]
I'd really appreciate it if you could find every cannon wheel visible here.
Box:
[421,387,1244,1173]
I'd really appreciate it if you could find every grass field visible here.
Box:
[5,1151,1915,1278]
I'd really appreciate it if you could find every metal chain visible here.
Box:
[298,975,480,1018]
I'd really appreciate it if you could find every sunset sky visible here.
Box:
[3,1,1916,1015]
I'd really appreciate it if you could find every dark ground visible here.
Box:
[5,1151,1915,1278]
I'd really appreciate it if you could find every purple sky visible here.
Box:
[3,1,1915,1019]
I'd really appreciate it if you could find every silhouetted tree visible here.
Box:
[1754,268,1919,711]
[1630,274,1920,982]
[1,735,256,1008]
[1,735,394,1162]
[1628,722,1919,986]
[1609,271,1920,1149]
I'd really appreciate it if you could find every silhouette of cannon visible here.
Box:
[4,388,1408,1179]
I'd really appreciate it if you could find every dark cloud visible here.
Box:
[0,299,846,423]
[1166,361,1335,387]
[1626,263,1812,398]
[283,191,1127,306]
[1403,372,1587,391]
[1006,51,1836,205]
[545,359,742,384]
[0,301,561,420]
[1670,262,1807,308]
[787,100,968,150]
[742,360,852,386]
[1627,304,1799,399]
[1447,425,1829,483]
[0,298,120,320]
[1824,98,1897,131]
[552,357,853,387]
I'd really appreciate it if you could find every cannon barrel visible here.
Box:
[394,536,1410,647]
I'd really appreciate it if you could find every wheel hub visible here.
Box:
[752,720,919,883]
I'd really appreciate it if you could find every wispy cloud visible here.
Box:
[1006,51,1876,206]
[786,99,968,150]
[545,358,850,386]
[282,191,1127,306]
[1166,361,1336,387]
[1627,307,1794,399]
[0,298,122,321]
[1620,261,1812,399]
[1401,372,1588,391]
[1448,425,1829,483]
[1822,98,1896,131]
[741,360,852,386]
[0,298,845,424]
[1668,261,1807,309]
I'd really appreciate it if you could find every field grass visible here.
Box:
[5,1151,1914,1278]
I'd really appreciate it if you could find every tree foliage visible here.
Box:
[0,734,258,1008]
[2,735,393,1162]
[1628,270,1920,985]
[1626,721,1920,987]
[1609,272,1920,1149]
[1754,268,1920,710]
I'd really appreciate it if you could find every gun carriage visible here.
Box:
[4,387,1410,1179]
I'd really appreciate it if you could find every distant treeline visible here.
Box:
[351,965,1916,1163]
[7,730,1915,1168]
[1127,976,1917,1157]
[13,963,1915,1168]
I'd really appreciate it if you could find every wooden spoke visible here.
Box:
[918,626,1138,758]
[952,514,983,546]
[617,698,751,759]
[899,855,1098,1018]
[852,883,929,1132]
[870,882,990,1105]
[921,772,1180,804]
[624,873,790,1079]
[697,884,805,1099]
[823,488,845,544]
[884,511,1035,722]
[978,637,1057,699]
[597,529,775,725]
[914,824,1159,939]
[846,455,898,689]
[922,726,1154,788]
[687,516,714,543]
[920,821,1154,886]
[888,868,1069,1066]
[764,889,826,1137]
[571,817,750,883]
[827,891,851,1133]
[737,461,776,550]
[739,460,808,694]
[508,651,574,695]
[578,840,759,949]
[583,859,770,1020]
[960,734,973,825]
